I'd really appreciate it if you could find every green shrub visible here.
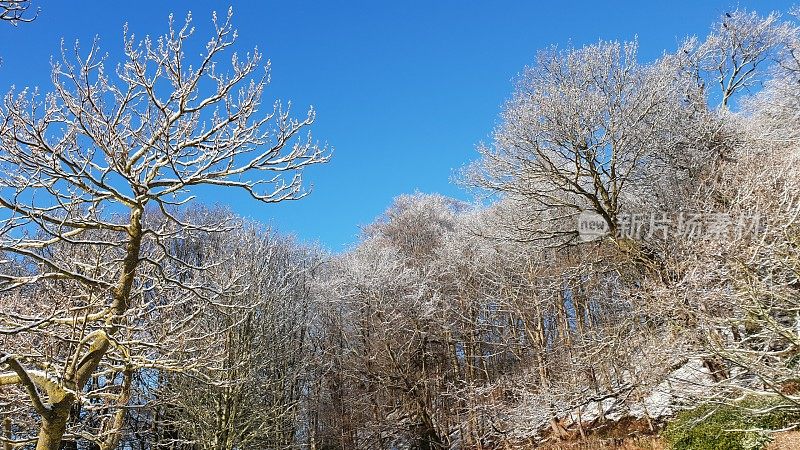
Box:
[662,396,800,450]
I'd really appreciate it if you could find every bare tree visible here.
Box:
[302,8,800,449]
[0,8,328,449]
[312,193,671,448]
[672,62,800,411]
[464,40,702,245]
[153,224,319,450]
[0,0,36,25]
[686,9,797,109]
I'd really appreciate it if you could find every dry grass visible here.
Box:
[533,430,799,450]
[766,431,800,450]
[536,436,666,450]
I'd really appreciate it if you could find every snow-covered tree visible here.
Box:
[0,9,328,449]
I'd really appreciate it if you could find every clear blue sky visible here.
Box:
[0,1,793,251]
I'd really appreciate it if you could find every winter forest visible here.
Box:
[0,1,799,449]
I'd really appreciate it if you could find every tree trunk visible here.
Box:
[36,403,71,450]
[36,208,144,449]
[99,368,133,450]
[3,417,11,450]
[548,417,569,441]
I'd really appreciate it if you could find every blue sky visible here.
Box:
[0,1,794,251]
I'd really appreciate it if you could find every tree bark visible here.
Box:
[35,208,143,449]
[3,417,11,450]
[35,401,71,450]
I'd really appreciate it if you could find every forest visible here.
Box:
[0,1,799,449]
